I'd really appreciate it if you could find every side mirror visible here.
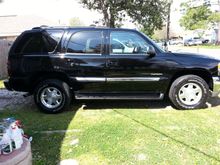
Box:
[147,45,156,57]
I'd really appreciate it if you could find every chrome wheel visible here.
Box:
[178,83,202,106]
[40,87,63,109]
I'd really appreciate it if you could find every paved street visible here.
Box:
[168,45,220,60]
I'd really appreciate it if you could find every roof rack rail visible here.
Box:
[32,25,109,30]
[32,27,41,30]
[32,25,72,30]
[89,24,96,27]
[32,25,49,30]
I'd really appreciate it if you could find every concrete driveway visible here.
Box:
[0,89,33,110]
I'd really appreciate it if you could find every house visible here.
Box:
[0,15,58,78]
[0,15,58,41]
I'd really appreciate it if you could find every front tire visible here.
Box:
[34,79,71,113]
[169,75,209,110]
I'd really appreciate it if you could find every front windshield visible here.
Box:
[140,32,166,53]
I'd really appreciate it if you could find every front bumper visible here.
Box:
[212,76,220,97]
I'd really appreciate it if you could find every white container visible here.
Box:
[0,130,13,154]
[10,122,23,150]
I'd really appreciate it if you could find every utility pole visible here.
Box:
[166,1,172,42]
[218,0,220,44]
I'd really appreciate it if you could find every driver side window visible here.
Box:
[110,31,150,55]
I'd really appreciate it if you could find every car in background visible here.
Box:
[169,39,183,45]
[184,37,209,46]
[184,39,194,46]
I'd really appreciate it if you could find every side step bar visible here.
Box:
[75,93,164,100]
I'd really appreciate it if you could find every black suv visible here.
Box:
[4,26,220,113]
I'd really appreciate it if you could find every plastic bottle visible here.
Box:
[10,122,23,150]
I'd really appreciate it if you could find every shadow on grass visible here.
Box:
[80,100,171,110]
[207,96,220,108]
[32,104,81,165]
[79,96,220,110]
[113,110,220,163]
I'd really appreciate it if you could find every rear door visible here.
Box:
[62,29,107,93]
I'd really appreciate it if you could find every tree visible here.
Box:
[129,0,169,36]
[69,17,84,26]
[151,27,167,40]
[208,12,220,27]
[180,3,220,30]
[79,0,169,36]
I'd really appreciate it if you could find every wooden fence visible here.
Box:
[0,40,10,79]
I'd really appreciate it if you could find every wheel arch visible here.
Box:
[29,71,78,93]
[167,69,213,94]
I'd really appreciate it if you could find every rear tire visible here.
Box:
[169,75,209,110]
[34,79,71,113]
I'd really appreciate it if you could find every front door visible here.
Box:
[105,30,167,97]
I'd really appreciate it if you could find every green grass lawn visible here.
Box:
[190,44,220,49]
[0,80,5,88]
[1,101,220,165]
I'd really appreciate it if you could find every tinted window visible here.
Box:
[67,31,102,54]
[42,30,63,52]
[14,30,63,54]
[110,31,150,55]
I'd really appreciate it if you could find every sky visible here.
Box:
[0,0,137,28]
[0,0,102,25]
[0,0,187,32]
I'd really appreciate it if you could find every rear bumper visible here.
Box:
[212,76,220,97]
[3,77,30,92]
[4,80,13,91]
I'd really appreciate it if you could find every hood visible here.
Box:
[164,52,220,70]
[161,52,219,76]
[171,52,220,61]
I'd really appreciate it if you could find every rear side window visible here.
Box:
[67,31,102,54]
[14,30,63,54]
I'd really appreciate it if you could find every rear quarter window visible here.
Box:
[13,30,63,55]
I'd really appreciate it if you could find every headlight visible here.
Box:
[218,63,220,76]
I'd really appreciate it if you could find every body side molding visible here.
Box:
[74,77,162,82]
